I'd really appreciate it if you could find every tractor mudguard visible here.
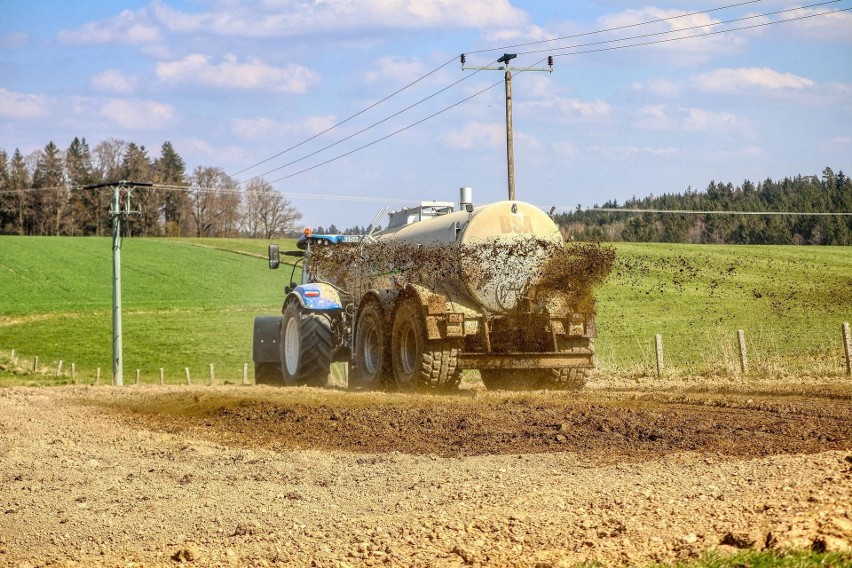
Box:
[291,283,344,311]
[253,316,282,363]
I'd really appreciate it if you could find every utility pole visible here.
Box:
[462,53,553,201]
[82,180,147,386]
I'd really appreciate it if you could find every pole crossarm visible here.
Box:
[462,65,552,73]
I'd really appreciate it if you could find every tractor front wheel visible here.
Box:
[280,301,333,387]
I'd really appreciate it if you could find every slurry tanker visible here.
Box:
[253,188,613,391]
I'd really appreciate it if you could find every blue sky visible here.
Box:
[2,0,850,228]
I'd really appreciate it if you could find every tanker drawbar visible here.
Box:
[253,191,614,391]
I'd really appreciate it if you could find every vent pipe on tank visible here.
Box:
[459,187,473,211]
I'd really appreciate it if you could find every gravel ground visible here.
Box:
[0,378,850,567]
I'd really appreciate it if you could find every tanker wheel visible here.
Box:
[390,297,461,392]
[352,298,391,390]
[479,369,541,391]
[540,368,587,391]
[280,301,333,387]
[254,363,283,386]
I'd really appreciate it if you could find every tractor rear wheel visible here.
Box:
[540,368,587,390]
[390,297,461,392]
[480,368,587,391]
[352,298,391,390]
[280,301,333,387]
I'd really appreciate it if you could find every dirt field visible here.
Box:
[1,376,851,567]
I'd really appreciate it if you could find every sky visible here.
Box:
[1,0,851,228]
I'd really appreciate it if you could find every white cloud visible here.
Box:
[91,70,139,95]
[100,98,176,130]
[552,140,578,157]
[151,0,525,38]
[230,115,336,141]
[0,88,51,118]
[365,57,432,85]
[58,8,160,45]
[694,67,814,94]
[596,7,747,62]
[523,97,610,121]
[445,121,505,149]
[778,6,852,42]
[590,145,680,160]
[637,105,750,132]
[632,78,683,98]
[156,54,320,94]
[0,32,28,49]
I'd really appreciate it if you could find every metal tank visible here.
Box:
[375,199,564,315]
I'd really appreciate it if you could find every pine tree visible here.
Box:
[154,141,188,236]
[32,142,66,235]
[65,137,97,235]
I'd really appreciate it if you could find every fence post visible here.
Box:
[135,369,140,385]
[654,334,664,377]
[33,356,38,372]
[56,360,63,377]
[10,349,16,365]
[160,368,165,385]
[209,364,215,386]
[243,363,248,386]
[843,322,851,377]
[71,363,77,384]
[96,367,101,386]
[737,329,748,374]
[185,368,191,385]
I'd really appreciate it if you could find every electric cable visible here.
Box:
[466,0,772,54]
[229,1,785,182]
[229,55,458,179]
[516,1,843,58]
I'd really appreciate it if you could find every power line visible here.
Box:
[229,55,458,179]
[467,0,771,55]
[242,57,500,184]
[228,1,783,183]
[546,6,851,60]
[578,207,852,216]
[264,77,506,186]
[244,5,848,188]
[520,1,844,58]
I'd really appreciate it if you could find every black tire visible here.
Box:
[280,301,334,387]
[480,367,587,391]
[540,368,587,391]
[352,299,391,390]
[254,363,283,386]
[390,297,461,392]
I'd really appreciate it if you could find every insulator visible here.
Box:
[548,56,553,67]
[460,54,466,65]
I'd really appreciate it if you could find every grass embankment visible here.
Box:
[0,236,298,385]
[1,237,850,385]
[596,243,852,377]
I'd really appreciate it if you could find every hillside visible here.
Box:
[1,237,850,384]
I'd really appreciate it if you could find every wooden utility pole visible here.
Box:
[462,53,553,201]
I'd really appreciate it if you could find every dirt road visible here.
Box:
[1,377,850,567]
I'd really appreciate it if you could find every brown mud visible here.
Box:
[104,385,851,461]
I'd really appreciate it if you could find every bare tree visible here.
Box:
[189,166,239,237]
[243,178,302,238]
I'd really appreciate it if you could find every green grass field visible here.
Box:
[1,236,850,385]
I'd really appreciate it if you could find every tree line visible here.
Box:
[0,138,302,238]
[555,168,851,245]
